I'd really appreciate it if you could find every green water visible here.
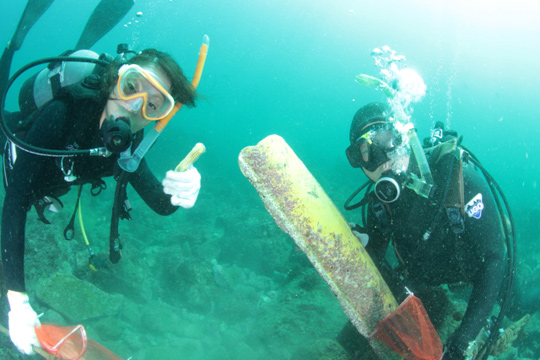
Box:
[1,1,539,359]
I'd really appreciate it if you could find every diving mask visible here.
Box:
[116,64,175,121]
[346,124,404,171]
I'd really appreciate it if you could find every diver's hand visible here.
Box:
[442,334,470,360]
[7,291,41,355]
[442,345,465,360]
[348,222,369,247]
[162,167,201,208]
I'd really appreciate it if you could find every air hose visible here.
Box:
[0,56,111,157]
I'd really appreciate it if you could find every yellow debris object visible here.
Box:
[239,134,399,359]
[175,142,206,172]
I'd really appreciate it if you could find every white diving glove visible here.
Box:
[348,222,370,247]
[162,166,201,208]
[7,290,41,355]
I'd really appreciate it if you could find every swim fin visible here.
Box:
[1,0,55,96]
[0,47,16,96]
[9,0,55,51]
[75,0,134,50]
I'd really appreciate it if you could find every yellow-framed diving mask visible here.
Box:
[116,64,175,121]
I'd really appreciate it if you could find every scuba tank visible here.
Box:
[17,49,101,118]
[1,45,139,158]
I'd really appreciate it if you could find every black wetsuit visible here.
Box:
[363,152,506,358]
[1,87,177,293]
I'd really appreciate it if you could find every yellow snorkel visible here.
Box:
[155,35,209,132]
[117,34,209,172]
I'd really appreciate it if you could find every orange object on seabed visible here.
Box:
[35,323,123,360]
[369,294,443,360]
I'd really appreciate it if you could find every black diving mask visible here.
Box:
[346,125,403,171]
[99,116,133,153]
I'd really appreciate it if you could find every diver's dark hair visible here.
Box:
[101,48,198,107]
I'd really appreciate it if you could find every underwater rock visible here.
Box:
[336,320,376,359]
[159,258,217,312]
[214,293,256,324]
[211,258,231,289]
[491,314,531,356]
[92,317,126,341]
[182,321,206,340]
[39,308,66,326]
[251,280,348,355]
[291,338,349,360]
[35,272,123,321]
[142,338,204,360]
[217,213,294,277]
[139,300,184,335]
[231,342,257,360]
[119,297,143,327]
[207,345,231,360]
[84,254,154,304]
[495,346,518,360]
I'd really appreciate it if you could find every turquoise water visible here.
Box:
[1,1,539,359]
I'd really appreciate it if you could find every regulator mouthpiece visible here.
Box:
[375,172,406,203]
[100,116,132,153]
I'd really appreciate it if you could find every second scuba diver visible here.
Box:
[342,102,508,359]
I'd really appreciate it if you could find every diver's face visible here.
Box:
[361,155,408,182]
[101,64,172,133]
[360,129,410,182]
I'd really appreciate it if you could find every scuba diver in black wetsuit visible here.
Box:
[341,102,539,359]
[1,0,205,355]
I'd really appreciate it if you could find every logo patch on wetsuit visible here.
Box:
[465,193,484,219]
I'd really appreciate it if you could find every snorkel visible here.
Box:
[117,34,209,172]
[355,46,434,201]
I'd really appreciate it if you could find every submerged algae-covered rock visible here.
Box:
[292,338,349,360]
[92,316,126,341]
[159,258,217,313]
[231,341,258,360]
[142,338,204,360]
[36,272,123,321]
[139,300,185,336]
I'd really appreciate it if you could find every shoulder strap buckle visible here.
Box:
[446,207,465,234]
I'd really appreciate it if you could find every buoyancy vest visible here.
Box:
[17,49,111,119]
[424,137,466,236]
[370,137,466,239]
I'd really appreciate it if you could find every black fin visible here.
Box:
[1,0,55,94]
[75,0,134,50]
[0,47,16,96]
[10,0,56,51]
